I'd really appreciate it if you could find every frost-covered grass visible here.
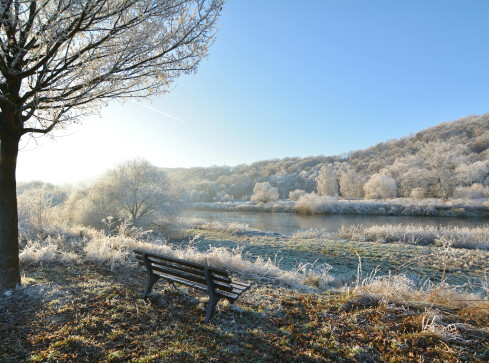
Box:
[17,222,332,290]
[7,219,489,361]
[194,220,261,234]
[291,228,330,240]
[190,197,489,217]
[20,238,79,265]
[352,271,488,310]
[17,217,489,301]
[189,199,295,213]
[337,223,489,250]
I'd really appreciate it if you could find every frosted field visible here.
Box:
[187,226,489,293]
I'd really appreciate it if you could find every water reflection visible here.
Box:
[182,210,489,236]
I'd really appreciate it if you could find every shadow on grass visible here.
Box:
[1,263,488,362]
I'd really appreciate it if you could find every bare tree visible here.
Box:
[63,159,177,228]
[251,182,279,204]
[0,0,224,288]
[17,187,54,225]
[338,168,364,198]
[107,159,176,226]
[316,165,339,197]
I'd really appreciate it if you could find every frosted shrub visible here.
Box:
[289,189,306,201]
[190,190,200,202]
[296,262,333,289]
[354,273,486,309]
[199,220,226,230]
[454,183,489,199]
[364,174,397,199]
[63,159,180,229]
[339,169,364,198]
[251,182,279,204]
[294,193,337,214]
[410,187,425,200]
[20,237,79,265]
[17,188,55,226]
[316,165,339,197]
[63,188,118,229]
[292,228,330,240]
[226,222,257,234]
[215,192,233,202]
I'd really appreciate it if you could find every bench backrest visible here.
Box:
[133,249,235,294]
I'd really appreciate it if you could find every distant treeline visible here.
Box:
[164,113,489,202]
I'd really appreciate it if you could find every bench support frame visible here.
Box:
[142,253,161,299]
[204,267,220,323]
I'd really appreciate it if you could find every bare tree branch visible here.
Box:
[0,0,224,137]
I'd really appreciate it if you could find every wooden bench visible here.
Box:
[133,249,251,322]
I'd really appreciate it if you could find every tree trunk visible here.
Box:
[0,133,20,288]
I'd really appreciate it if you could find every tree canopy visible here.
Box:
[0,0,224,288]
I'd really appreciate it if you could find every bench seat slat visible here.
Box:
[150,270,241,301]
[231,281,251,289]
[135,254,205,277]
[231,283,251,293]
[136,261,236,293]
[133,249,229,275]
[135,255,232,284]
[134,257,234,292]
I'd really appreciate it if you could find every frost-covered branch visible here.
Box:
[0,0,224,137]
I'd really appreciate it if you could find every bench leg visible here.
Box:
[143,274,160,299]
[205,295,220,323]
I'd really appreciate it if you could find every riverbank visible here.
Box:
[2,222,488,361]
[189,197,489,217]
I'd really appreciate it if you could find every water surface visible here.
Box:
[183,209,488,236]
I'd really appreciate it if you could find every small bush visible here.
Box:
[251,182,279,204]
[294,193,337,214]
[410,187,425,200]
[454,184,489,199]
[353,273,486,309]
[364,174,397,199]
[289,189,306,201]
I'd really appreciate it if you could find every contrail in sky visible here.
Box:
[131,100,187,124]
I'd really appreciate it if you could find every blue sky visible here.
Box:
[17,0,489,184]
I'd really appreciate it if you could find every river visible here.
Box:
[182,209,489,236]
